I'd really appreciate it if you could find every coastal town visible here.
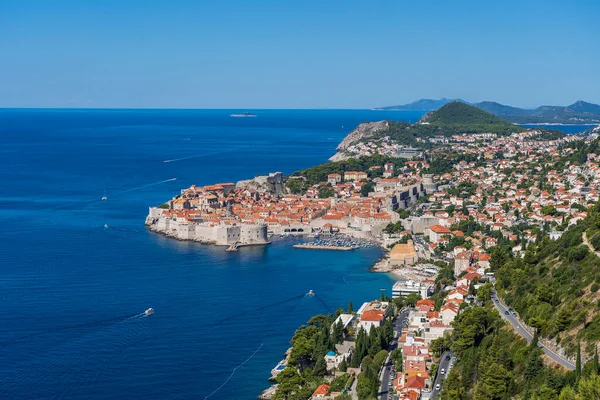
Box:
[146,126,598,278]
[144,103,600,399]
[261,263,485,400]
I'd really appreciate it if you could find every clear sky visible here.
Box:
[1,0,599,109]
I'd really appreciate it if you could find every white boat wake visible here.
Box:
[204,343,264,399]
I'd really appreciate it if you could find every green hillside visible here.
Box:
[494,201,600,357]
[420,101,524,135]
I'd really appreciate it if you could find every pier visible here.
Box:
[293,243,356,251]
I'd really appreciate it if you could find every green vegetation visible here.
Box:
[285,177,307,194]
[291,154,407,186]
[158,203,170,209]
[425,152,481,176]
[274,311,394,400]
[273,314,339,399]
[317,183,336,199]
[421,102,525,136]
[442,306,581,400]
[383,221,405,234]
[495,203,600,356]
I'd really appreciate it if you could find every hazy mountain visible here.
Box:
[376,98,466,110]
[379,99,600,124]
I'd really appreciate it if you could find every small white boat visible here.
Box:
[101,196,108,201]
[144,308,154,316]
[307,290,314,296]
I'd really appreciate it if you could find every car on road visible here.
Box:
[445,355,451,361]
[441,368,445,375]
[436,383,441,390]
[512,312,517,317]
[505,310,510,315]
[508,307,513,312]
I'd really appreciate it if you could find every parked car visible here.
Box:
[441,368,445,375]
[445,355,451,361]
[436,383,441,390]
[505,310,510,315]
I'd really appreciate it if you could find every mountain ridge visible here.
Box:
[377,98,600,125]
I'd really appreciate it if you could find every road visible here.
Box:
[431,350,453,399]
[583,232,600,258]
[491,290,575,370]
[377,308,410,400]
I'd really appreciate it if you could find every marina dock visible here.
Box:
[293,243,356,251]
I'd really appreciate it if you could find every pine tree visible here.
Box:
[314,356,327,376]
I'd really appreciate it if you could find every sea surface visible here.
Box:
[521,124,596,134]
[0,109,424,400]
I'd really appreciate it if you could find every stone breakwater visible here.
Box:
[145,207,269,246]
[293,243,355,251]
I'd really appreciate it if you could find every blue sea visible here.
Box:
[0,109,426,400]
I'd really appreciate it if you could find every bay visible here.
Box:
[0,109,421,400]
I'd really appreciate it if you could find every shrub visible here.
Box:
[568,246,589,262]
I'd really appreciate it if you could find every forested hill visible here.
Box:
[331,103,525,153]
[494,198,600,359]
[418,101,524,136]
[420,101,523,128]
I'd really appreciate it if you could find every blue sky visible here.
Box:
[1,0,599,108]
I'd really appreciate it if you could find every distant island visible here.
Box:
[377,98,600,125]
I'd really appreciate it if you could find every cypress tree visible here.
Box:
[576,342,582,382]
[594,347,599,375]
[348,301,354,314]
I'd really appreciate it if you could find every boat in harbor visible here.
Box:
[230,112,257,118]
[145,308,154,316]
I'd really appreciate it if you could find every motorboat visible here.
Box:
[307,290,314,296]
[101,196,108,201]
[145,308,154,316]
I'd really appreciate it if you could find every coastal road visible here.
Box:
[431,350,453,399]
[377,309,409,400]
[491,290,575,370]
[377,355,394,400]
[394,308,410,337]
[583,232,600,258]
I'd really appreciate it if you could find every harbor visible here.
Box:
[293,235,377,251]
[293,243,355,251]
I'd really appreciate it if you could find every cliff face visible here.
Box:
[236,172,284,194]
[335,121,390,151]
[329,121,390,161]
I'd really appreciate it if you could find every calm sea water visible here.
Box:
[521,124,595,134]
[0,109,424,400]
